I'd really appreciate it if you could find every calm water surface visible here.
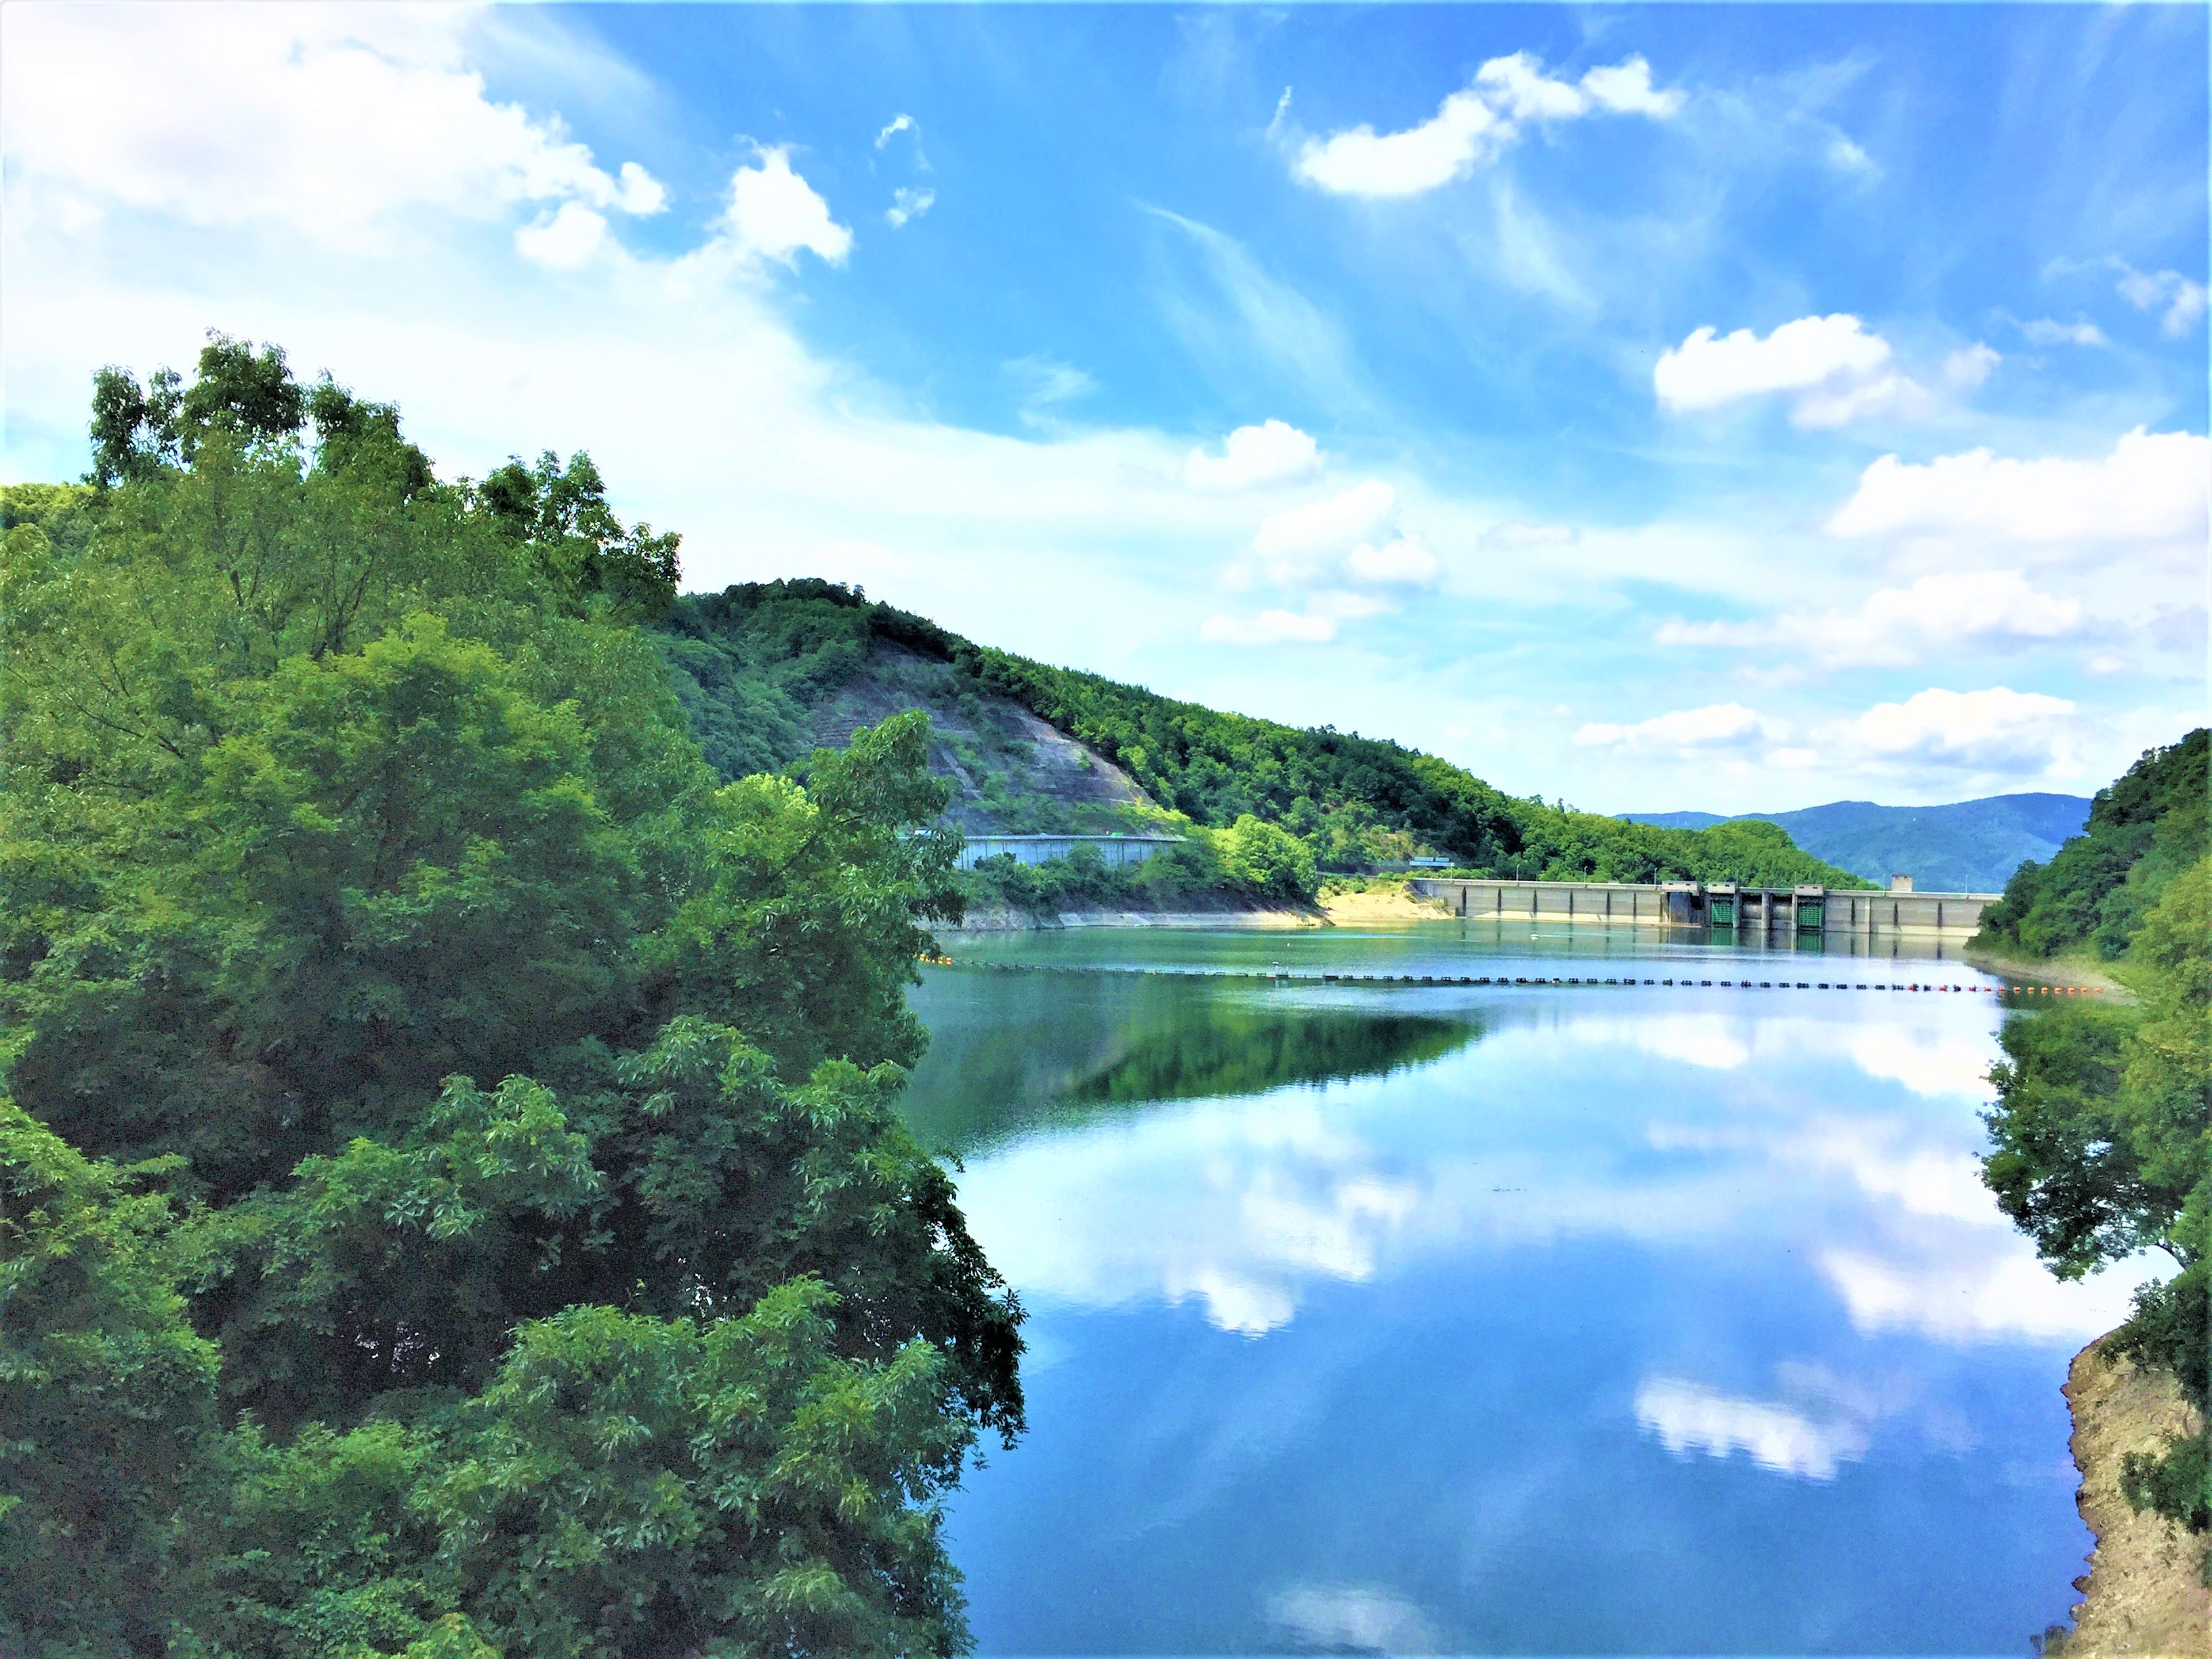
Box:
[901,922,2155,1658]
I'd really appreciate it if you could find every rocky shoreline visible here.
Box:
[2056,1336,2208,1656]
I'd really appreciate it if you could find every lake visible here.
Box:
[901,920,2157,1658]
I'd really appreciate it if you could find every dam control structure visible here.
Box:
[1408,877,1999,939]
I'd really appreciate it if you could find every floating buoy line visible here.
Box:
[918,957,2101,998]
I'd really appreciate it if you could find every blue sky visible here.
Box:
[4,3,2205,811]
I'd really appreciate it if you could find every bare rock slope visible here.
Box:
[2061,1339,2209,1656]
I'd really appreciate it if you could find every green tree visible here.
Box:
[1984,837,2209,1544]
[0,1103,224,1656]
[4,347,1017,1656]
[1975,730,2209,960]
[1217,813,1319,901]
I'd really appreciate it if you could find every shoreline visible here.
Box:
[1962,943,2129,994]
[945,878,1471,933]
[2057,1335,2209,1656]
[945,899,1325,932]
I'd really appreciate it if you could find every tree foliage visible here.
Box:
[1981,743,2210,1546]
[1974,729,2208,960]
[2,343,1017,1656]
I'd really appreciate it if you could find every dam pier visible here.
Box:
[1408,877,1999,939]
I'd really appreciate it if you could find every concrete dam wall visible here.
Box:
[1409,878,1999,937]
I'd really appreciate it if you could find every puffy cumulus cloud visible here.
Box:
[1635,1377,1870,1480]
[2022,316,2108,348]
[721,146,851,266]
[1654,571,2087,668]
[2112,260,2209,337]
[1826,428,2210,552]
[1183,419,1322,493]
[1,2,668,253]
[1253,479,1398,575]
[1654,314,1991,428]
[1573,701,1773,751]
[514,201,611,271]
[1240,478,1442,601]
[1292,52,1682,198]
[1824,687,2076,774]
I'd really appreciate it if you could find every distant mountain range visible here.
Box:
[1618,794,2093,894]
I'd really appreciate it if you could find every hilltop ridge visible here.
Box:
[1623,794,2094,893]
[659,579,1867,891]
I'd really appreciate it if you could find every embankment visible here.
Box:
[2060,1337,2209,1656]
[947,894,1323,931]
[1319,880,1455,924]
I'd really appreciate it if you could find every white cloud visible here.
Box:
[1635,1377,1868,1480]
[0,3,668,254]
[1826,428,2211,549]
[1292,52,1681,198]
[1200,609,1340,647]
[1252,480,1398,579]
[875,112,916,148]
[1200,591,1393,648]
[1183,419,1322,493]
[2022,316,2108,348]
[722,146,851,266]
[2112,260,2209,336]
[1655,571,2086,668]
[514,201,610,270]
[1236,479,1442,601]
[1653,314,1984,428]
[1826,134,1877,175]
[1345,533,1441,588]
[610,161,667,217]
[1574,701,1771,750]
[884,186,935,228]
[1942,343,2000,390]
[1572,56,1685,119]
[1479,521,1579,552]
[1004,354,1095,413]
[1824,687,2077,772]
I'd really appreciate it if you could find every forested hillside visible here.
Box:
[661,580,1866,892]
[1978,732,2210,1555]
[2,341,1016,1656]
[1973,730,2207,959]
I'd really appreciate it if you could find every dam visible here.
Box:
[1408,877,1999,938]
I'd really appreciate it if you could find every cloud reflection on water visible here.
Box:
[954,999,2162,1347]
